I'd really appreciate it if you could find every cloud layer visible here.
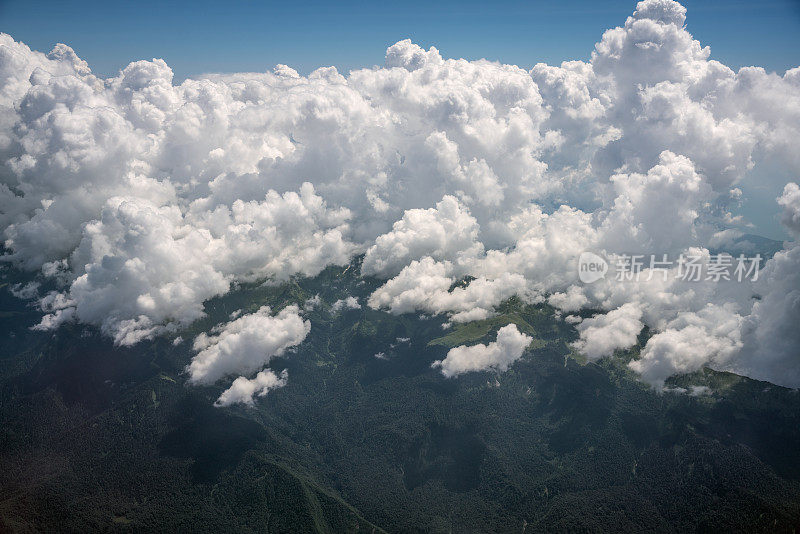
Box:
[1,0,799,388]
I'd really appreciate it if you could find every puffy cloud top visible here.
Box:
[632,0,687,26]
[778,183,800,234]
[2,0,800,389]
[214,369,288,407]
[188,305,310,385]
[432,324,533,377]
[362,195,482,277]
[572,303,644,360]
[385,40,443,70]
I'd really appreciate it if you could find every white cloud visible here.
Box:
[1,0,800,388]
[332,296,361,312]
[733,244,800,388]
[187,305,309,385]
[629,304,743,389]
[572,303,644,360]
[367,257,526,323]
[548,286,589,313]
[10,281,39,299]
[32,185,350,344]
[303,294,322,311]
[214,369,288,407]
[778,183,800,235]
[432,324,533,377]
[362,195,482,278]
[598,151,711,254]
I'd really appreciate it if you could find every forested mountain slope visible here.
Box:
[1,260,799,532]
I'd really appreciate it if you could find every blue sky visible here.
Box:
[1,0,799,80]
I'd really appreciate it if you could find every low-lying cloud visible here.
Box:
[432,324,533,377]
[215,369,289,407]
[2,0,800,389]
[188,305,309,389]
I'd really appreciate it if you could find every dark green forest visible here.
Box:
[1,259,800,532]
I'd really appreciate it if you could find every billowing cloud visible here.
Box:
[1,0,800,389]
[572,303,644,360]
[187,305,309,385]
[30,185,350,344]
[734,244,800,388]
[362,195,482,278]
[432,324,533,377]
[215,369,288,407]
[778,183,800,235]
[629,304,743,388]
[367,257,527,323]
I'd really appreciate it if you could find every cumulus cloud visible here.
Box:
[733,245,800,388]
[629,304,743,388]
[572,304,644,360]
[367,257,526,322]
[30,185,350,344]
[214,369,288,407]
[362,195,482,278]
[1,0,800,389]
[332,296,361,312]
[432,324,532,377]
[187,305,309,385]
[778,183,800,235]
